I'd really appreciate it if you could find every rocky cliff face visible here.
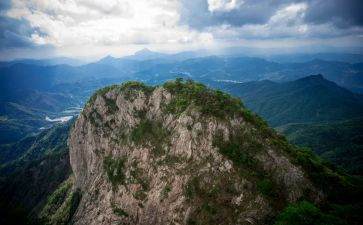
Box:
[69,80,324,225]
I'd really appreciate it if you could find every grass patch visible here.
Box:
[134,189,148,201]
[162,78,243,119]
[40,178,82,225]
[161,155,184,166]
[68,189,82,222]
[89,109,102,126]
[103,156,126,188]
[274,200,363,225]
[130,119,170,156]
[87,81,154,107]
[184,176,200,200]
[46,179,72,209]
[256,178,276,198]
[129,161,149,191]
[111,203,129,217]
[87,85,119,105]
[120,81,155,100]
[120,81,154,93]
[272,136,363,204]
[270,137,363,225]
[103,96,118,113]
[162,184,172,198]
[201,203,217,215]
[212,130,256,168]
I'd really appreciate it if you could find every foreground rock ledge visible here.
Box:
[69,80,323,225]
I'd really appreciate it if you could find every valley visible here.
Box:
[1,0,363,224]
[0,51,363,224]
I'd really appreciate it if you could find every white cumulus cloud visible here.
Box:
[207,0,243,12]
[4,0,214,57]
[1,0,362,59]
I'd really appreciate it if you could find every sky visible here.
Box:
[0,0,362,60]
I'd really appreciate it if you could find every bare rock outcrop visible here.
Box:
[69,80,324,225]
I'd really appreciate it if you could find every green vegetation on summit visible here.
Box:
[77,79,363,225]
[1,77,362,225]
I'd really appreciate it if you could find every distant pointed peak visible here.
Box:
[99,55,116,62]
[301,74,324,80]
[316,74,324,79]
[135,48,153,55]
[296,74,334,85]
[104,55,115,59]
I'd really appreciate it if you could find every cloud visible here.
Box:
[0,0,362,59]
[304,0,363,28]
[207,0,243,12]
[0,15,41,48]
[0,0,47,49]
[208,3,308,39]
[0,0,11,11]
[181,0,363,41]
[180,0,303,29]
[4,0,212,49]
[181,0,363,30]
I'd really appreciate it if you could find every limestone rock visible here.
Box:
[69,81,324,225]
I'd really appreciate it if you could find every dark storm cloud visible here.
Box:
[180,0,363,30]
[0,16,39,49]
[0,15,40,48]
[0,0,45,49]
[304,0,363,28]
[0,0,11,11]
[180,0,304,29]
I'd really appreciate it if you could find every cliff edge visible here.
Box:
[68,80,324,225]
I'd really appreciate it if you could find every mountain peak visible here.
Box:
[305,74,324,79]
[104,55,114,59]
[99,55,116,63]
[134,48,153,55]
[127,48,166,60]
[296,74,328,84]
[67,79,325,225]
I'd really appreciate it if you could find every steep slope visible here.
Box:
[0,121,72,177]
[0,122,73,224]
[209,76,363,173]
[277,118,363,175]
[216,75,363,127]
[67,80,349,225]
[0,151,71,215]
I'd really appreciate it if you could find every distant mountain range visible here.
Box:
[3,50,363,66]
[0,57,85,67]
[214,75,363,126]
[213,75,363,174]
[1,50,363,224]
[96,52,363,93]
[1,52,363,143]
[1,50,363,174]
[103,55,363,94]
[2,50,363,92]
[266,53,363,64]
